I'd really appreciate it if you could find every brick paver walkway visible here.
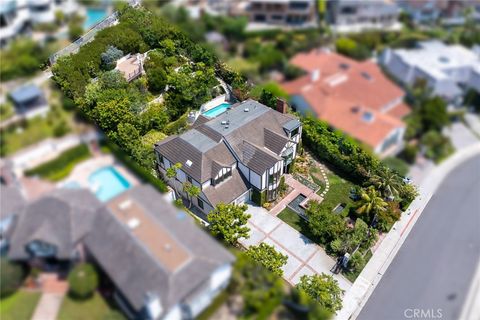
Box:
[31,273,68,320]
[269,174,323,216]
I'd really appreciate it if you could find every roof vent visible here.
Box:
[119,200,132,211]
[339,63,350,70]
[164,243,172,252]
[221,121,227,125]
[186,160,193,167]
[127,218,140,230]
[244,108,250,112]
[224,125,229,129]
[311,69,320,82]
[361,72,373,81]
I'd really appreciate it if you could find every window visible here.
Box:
[289,126,300,137]
[198,198,204,210]
[157,154,164,168]
[212,167,232,186]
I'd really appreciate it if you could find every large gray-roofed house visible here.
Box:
[85,184,234,320]
[8,188,102,260]
[155,99,302,215]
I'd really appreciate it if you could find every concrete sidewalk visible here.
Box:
[336,143,480,320]
[31,273,68,320]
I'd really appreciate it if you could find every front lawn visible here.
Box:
[0,291,41,320]
[57,292,125,320]
[277,207,317,241]
[24,144,91,181]
[319,172,356,216]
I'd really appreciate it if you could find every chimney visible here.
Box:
[276,98,287,114]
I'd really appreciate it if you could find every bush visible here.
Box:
[421,131,455,163]
[382,157,409,176]
[400,144,418,164]
[25,144,91,181]
[68,263,98,299]
[163,112,188,135]
[335,37,370,60]
[0,258,26,298]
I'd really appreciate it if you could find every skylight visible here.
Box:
[361,72,373,81]
[362,111,374,122]
[186,160,193,167]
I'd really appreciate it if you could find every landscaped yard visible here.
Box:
[57,292,125,320]
[320,172,356,215]
[24,144,91,181]
[0,291,41,320]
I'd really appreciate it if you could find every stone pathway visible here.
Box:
[31,273,68,320]
[317,164,330,198]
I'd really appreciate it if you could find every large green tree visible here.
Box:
[245,243,288,277]
[208,203,251,245]
[307,202,347,246]
[369,168,404,199]
[296,274,343,313]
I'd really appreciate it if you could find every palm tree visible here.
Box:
[166,162,182,198]
[355,186,388,223]
[183,182,200,209]
[370,169,403,199]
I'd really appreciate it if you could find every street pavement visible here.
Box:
[358,155,480,320]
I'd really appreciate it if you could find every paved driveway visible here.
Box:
[239,205,351,292]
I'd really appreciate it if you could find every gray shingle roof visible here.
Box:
[202,169,249,206]
[0,185,26,220]
[155,100,300,180]
[85,185,234,314]
[8,189,102,260]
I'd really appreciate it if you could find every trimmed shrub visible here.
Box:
[0,258,26,298]
[68,263,99,300]
[400,144,418,164]
[25,144,91,181]
[382,157,409,176]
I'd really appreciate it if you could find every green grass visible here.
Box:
[25,144,91,181]
[277,207,317,241]
[57,292,125,320]
[343,250,373,282]
[0,291,42,320]
[318,172,356,216]
[0,116,58,156]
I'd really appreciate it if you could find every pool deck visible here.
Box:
[59,155,140,190]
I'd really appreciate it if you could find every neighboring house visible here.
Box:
[0,0,77,47]
[86,185,234,320]
[380,40,480,103]
[9,84,49,118]
[155,99,302,213]
[0,161,26,250]
[281,49,410,156]
[396,0,480,26]
[326,0,401,33]
[7,184,234,320]
[246,0,317,29]
[115,53,145,82]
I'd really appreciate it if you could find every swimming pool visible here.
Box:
[84,8,107,29]
[202,103,231,118]
[88,166,131,202]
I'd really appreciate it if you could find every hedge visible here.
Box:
[25,144,91,181]
[102,140,168,193]
[68,263,98,300]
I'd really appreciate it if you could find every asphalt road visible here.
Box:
[358,155,480,320]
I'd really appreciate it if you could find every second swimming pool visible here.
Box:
[88,166,131,202]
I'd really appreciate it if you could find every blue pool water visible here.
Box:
[62,181,81,189]
[202,103,231,118]
[84,8,108,29]
[88,166,131,202]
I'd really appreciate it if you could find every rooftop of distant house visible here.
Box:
[115,53,143,81]
[386,41,480,80]
[282,49,410,148]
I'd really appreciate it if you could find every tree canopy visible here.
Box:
[245,243,288,277]
[208,203,251,245]
[296,274,343,313]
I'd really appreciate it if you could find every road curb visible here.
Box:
[336,143,480,320]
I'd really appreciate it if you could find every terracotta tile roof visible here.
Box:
[283,50,410,148]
